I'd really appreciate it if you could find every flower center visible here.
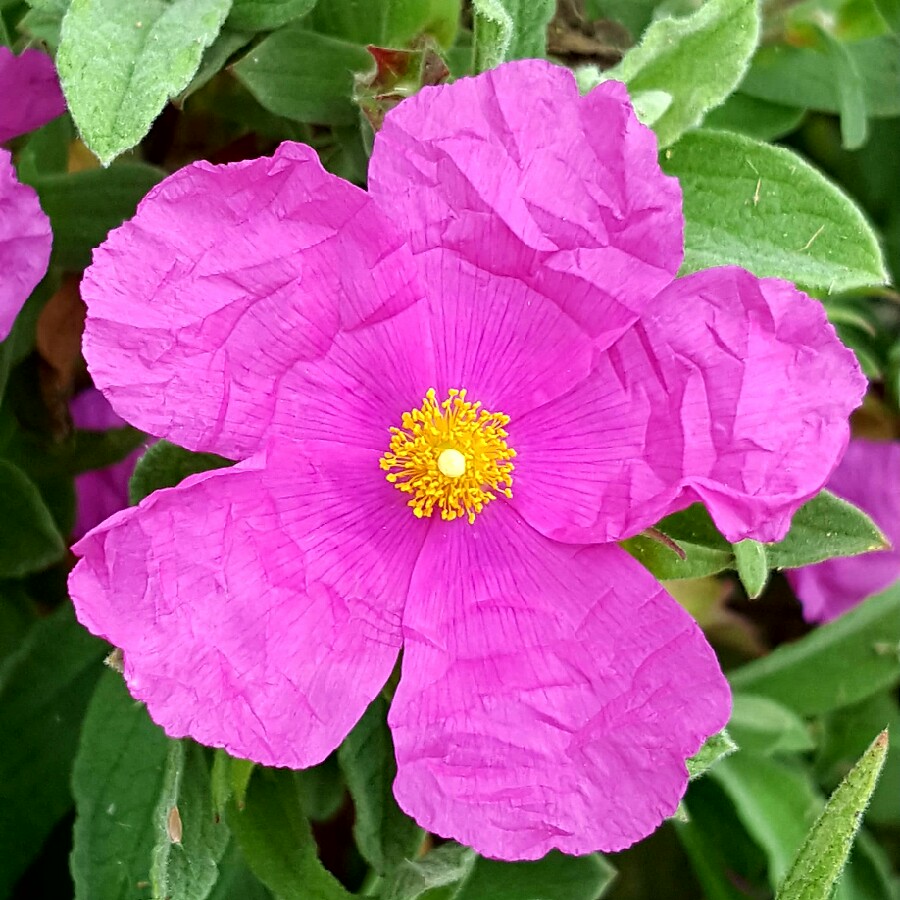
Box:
[380,388,515,524]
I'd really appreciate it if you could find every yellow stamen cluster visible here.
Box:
[380,389,515,524]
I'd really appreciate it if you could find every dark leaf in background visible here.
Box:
[0,605,105,896]
[0,459,66,577]
[129,440,232,505]
[338,695,423,876]
[70,669,169,900]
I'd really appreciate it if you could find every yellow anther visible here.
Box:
[380,388,515,524]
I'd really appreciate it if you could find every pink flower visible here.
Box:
[68,61,866,859]
[70,388,143,541]
[0,47,62,340]
[787,440,900,622]
[0,47,66,144]
[0,150,51,340]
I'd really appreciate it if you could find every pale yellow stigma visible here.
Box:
[437,448,467,478]
[380,388,515,524]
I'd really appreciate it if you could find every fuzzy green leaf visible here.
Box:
[662,129,888,291]
[383,843,476,900]
[151,741,230,900]
[472,0,554,71]
[596,0,760,147]
[687,730,738,780]
[776,732,889,900]
[57,0,232,164]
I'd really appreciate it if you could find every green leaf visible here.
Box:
[0,459,65,577]
[71,670,169,900]
[472,0,554,71]
[308,0,459,47]
[710,753,822,884]
[596,0,759,148]
[57,0,233,165]
[338,696,423,876]
[177,28,253,103]
[383,843,475,900]
[734,539,768,599]
[741,36,900,119]
[2,425,145,479]
[231,26,371,126]
[678,777,771,900]
[129,440,232,504]
[228,768,353,900]
[767,490,887,570]
[728,695,815,757]
[454,852,617,900]
[816,26,869,150]
[227,0,316,30]
[211,750,255,819]
[686,730,738,780]
[207,840,273,900]
[621,533,733,580]
[662,128,888,292]
[703,92,804,142]
[26,164,164,270]
[151,741,230,900]
[776,731,889,900]
[622,502,734,580]
[874,0,900,31]
[0,605,106,896]
[729,581,900,716]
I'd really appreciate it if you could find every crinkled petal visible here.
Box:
[82,142,431,460]
[389,503,730,860]
[511,267,866,544]
[0,149,52,340]
[0,48,66,143]
[787,440,900,622]
[369,60,683,352]
[69,439,424,768]
[422,252,595,417]
[70,388,142,541]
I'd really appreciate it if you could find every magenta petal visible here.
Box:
[82,142,429,459]
[422,252,595,416]
[0,149,51,341]
[787,440,900,622]
[0,48,66,143]
[69,439,424,767]
[389,504,730,860]
[512,267,866,544]
[369,61,683,351]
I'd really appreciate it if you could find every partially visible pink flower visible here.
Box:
[70,388,142,541]
[0,47,66,143]
[787,440,900,622]
[0,149,51,340]
[69,61,866,859]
